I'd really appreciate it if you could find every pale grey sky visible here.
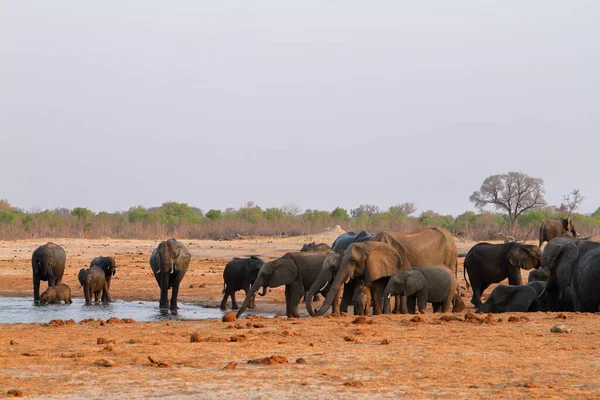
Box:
[1,1,599,216]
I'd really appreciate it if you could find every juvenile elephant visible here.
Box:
[464,242,542,307]
[383,266,457,314]
[40,284,72,304]
[310,241,403,316]
[544,238,600,312]
[32,242,67,303]
[236,252,327,318]
[149,238,191,312]
[78,266,109,305]
[352,281,372,316]
[220,256,264,310]
[528,267,550,283]
[89,256,117,301]
[300,242,331,252]
[539,218,577,247]
[477,281,547,313]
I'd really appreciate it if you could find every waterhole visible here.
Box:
[0,296,270,324]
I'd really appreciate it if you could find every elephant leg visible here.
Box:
[170,279,181,311]
[231,292,239,310]
[470,277,484,307]
[33,276,40,303]
[507,268,523,286]
[416,290,427,313]
[332,291,341,315]
[288,281,304,318]
[159,272,170,309]
[101,284,109,305]
[392,295,401,314]
[406,296,416,314]
[284,286,291,318]
[220,291,229,310]
[371,285,383,315]
[432,303,442,313]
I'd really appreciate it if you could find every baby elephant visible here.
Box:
[40,284,72,304]
[528,267,550,283]
[384,266,457,314]
[353,283,372,316]
[477,282,547,313]
[78,266,109,305]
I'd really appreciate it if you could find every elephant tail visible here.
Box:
[463,262,470,290]
[222,281,226,294]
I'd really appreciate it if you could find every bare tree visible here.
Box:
[470,172,546,232]
[281,203,301,216]
[389,202,417,216]
[350,204,381,218]
[559,189,584,217]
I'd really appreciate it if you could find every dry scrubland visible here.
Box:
[1,234,600,398]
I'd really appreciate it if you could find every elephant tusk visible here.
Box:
[344,277,351,284]
[319,282,328,292]
[387,293,391,299]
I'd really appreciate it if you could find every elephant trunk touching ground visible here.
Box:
[236,275,268,317]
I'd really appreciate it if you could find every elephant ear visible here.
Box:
[547,243,578,285]
[78,269,86,286]
[507,244,535,269]
[404,270,427,297]
[561,219,569,230]
[268,259,298,288]
[364,243,402,284]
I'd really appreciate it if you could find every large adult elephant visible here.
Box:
[236,252,327,318]
[149,238,191,312]
[309,241,403,316]
[539,218,577,247]
[32,242,67,303]
[464,242,542,307]
[89,256,117,301]
[544,237,600,312]
[331,230,373,251]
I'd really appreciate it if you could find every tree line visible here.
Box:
[0,172,597,241]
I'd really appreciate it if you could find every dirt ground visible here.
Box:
[1,234,599,399]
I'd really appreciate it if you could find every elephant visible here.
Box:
[301,242,331,252]
[236,251,328,318]
[383,266,457,314]
[464,242,542,307]
[40,284,72,305]
[528,267,550,283]
[352,281,372,316]
[539,218,577,247]
[544,237,600,312]
[78,266,109,305]
[32,242,67,303]
[89,256,117,301]
[476,281,547,313]
[331,230,373,251]
[149,238,191,312]
[220,256,264,310]
[309,241,403,316]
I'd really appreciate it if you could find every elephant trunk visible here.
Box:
[258,285,268,297]
[236,277,264,318]
[305,268,333,317]
[313,268,351,316]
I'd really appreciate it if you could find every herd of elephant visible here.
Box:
[27,217,600,317]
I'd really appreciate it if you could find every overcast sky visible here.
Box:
[1,2,599,216]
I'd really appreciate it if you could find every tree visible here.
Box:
[72,207,94,238]
[388,202,417,219]
[350,204,381,218]
[281,203,301,216]
[470,172,546,232]
[205,209,222,220]
[330,207,349,219]
[558,189,584,217]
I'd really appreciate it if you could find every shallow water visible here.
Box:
[0,297,269,324]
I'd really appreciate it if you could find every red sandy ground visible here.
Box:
[0,234,599,399]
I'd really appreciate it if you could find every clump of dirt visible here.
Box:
[97,338,116,345]
[121,318,136,324]
[352,317,367,324]
[246,322,264,328]
[7,389,23,397]
[343,381,364,388]
[524,381,536,388]
[296,358,306,364]
[439,315,461,322]
[222,312,236,323]
[223,361,237,370]
[94,359,116,368]
[106,317,123,324]
[481,314,495,325]
[9,340,17,345]
[47,319,76,327]
[229,334,247,342]
[551,325,571,334]
[556,313,568,319]
[343,335,357,342]
[60,352,84,358]
[147,356,170,368]
[190,332,202,343]
[199,336,228,343]
[410,316,423,323]
[464,312,480,322]
[80,318,96,324]
[380,339,390,345]
[248,355,288,365]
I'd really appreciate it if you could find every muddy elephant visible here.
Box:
[464,242,542,307]
[32,242,67,303]
[40,283,72,305]
[89,256,117,301]
[539,218,577,247]
[383,266,457,314]
[544,237,600,312]
[220,256,264,310]
[331,230,373,251]
[309,241,403,316]
[300,242,331,252]
[477,281,547,313]
[78,266,109,305]
[236,252,328,318]
[149,238,191,312]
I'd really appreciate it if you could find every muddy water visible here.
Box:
[0,297,269,323]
